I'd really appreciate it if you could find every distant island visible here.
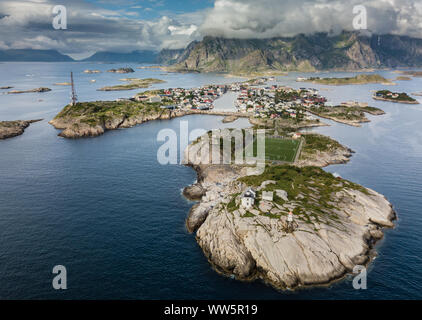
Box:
[373,90,419,104]
[0,119,42,139]
[300,74,393,86]
[83,70,101,74]
[398,71,422,77]
[7,87,51,94]
[97,78,165,91]
[107,68,135,74]
[395,76,412,81]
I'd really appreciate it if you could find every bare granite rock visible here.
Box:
[183,132,396,290]
[0,119,42,140]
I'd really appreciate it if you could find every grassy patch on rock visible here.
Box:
[53,100,166,127]
[238,165,368,225]
[98,78,165,91]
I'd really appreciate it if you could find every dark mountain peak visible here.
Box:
[168,31,422,74]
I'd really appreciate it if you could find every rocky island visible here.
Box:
[107,67,135,74]
[0,119,42,139]
[7,87,51,94]
[49,100,184,138]
[97,78,166,91]
[183,130,395,290]
[398,71,422,77]
[308,105,385,127]
[300,74,393,86]
[373,90,419,104]
[395,76,412,81]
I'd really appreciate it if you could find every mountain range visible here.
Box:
[167,31,422,74]
[2,31,422,74]
[0,49,73,62]
[0,49,172,64]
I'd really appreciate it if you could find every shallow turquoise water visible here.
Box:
[0,63,421,299]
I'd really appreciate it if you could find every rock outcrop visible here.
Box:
[0,119,42,139]
[183,132,396,290]
[49,101,188,138]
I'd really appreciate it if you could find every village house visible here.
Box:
[292,132,302,139]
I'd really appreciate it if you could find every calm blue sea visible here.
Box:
[0,62,421,299]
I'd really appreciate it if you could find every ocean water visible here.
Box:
[0,63,421,299]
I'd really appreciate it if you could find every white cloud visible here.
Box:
[0,0,201,54]
[200,0,422,39]
[169,24,198,36]
[0,0,421,56]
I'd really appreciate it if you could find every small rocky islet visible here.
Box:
[373,90,420,104]
[299,74,394,86]
[97,78,166,91]
[0,119,42,139]
[106,67,135,74]
[6,87,51,94]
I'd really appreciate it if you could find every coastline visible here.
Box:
[49,108,254,138]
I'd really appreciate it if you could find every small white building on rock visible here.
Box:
[149,95,162,103]
[241,188,256,209]
[262,191,274,201]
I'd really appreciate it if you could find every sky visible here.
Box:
[0,0,421,59]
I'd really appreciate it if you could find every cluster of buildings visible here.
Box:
[375,91,399,99]
[132,77,276,111]
[131,77,333,122]
[240,187,294,227]
[234,84,327,121]
[134,85,229,110]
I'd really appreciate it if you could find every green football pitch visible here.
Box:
[265,138,301,162]
[246,137,301,163]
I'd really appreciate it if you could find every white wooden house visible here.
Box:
[241,188,256,209]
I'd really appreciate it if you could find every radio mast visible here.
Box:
[70,71,77,106]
